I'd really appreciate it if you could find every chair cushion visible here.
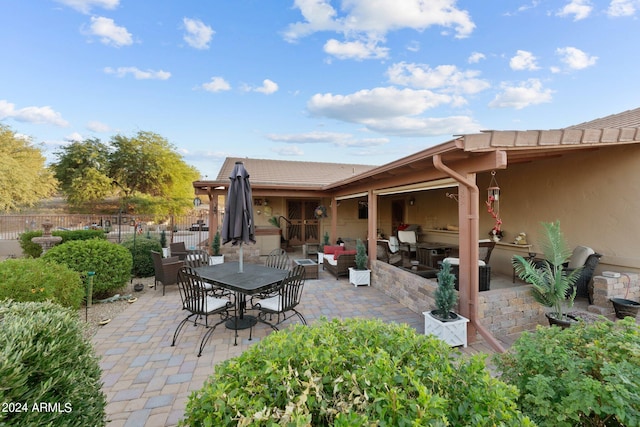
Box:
[205,296,230,313]
[324,254,338,266]
[568,246,595,269]
[443,257,486,266]
[323,245,341,255]
[255,295,281,312]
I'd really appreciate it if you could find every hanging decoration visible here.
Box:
[486,171,502,241]
[314,205,328,219]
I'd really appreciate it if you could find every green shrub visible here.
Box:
[494,317,640,427]
[43,239,132,298]
[0,300,106,426]
[121,236,162,277]
[182,318,531,426]
[19,229,106,258]
[0,258,84,309]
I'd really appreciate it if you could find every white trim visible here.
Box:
[374,178,458,196]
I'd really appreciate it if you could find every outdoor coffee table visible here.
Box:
[293,258,318,279]
[195,262,288,344]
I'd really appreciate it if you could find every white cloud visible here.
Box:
[86,121,111,132]
[104,66,171,80]
[65,132,84,142]
[266,131,388,147]
[364,115,482,137]
[54,0,118,14]
[557,0,593,20]
[246,79,279,95]
[468,52,486,64]
[323,38,389,60]
[607,0,640,16]
[489,79,553,109]
[87,16,132,47]
[271,146,305,156]
[202,77,231,92]
[183,18,214,50]
[0,100,69,127]
[284,0,475,59]
[387,62,490,95]
[509,50,539,71]
[308,87,451,122]
[556,46,598,69]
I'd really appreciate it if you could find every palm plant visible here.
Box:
[512,220,582,321]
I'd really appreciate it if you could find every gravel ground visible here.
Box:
[80,276,156,339]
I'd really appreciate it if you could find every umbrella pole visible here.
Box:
[239,243,243,273]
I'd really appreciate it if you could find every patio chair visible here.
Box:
[151,250,183,296]
[169,242,193,260]
[398,230,418,260]
[563,246,602,304]
[478,239,496,264]
[252,264,307,331]
[264,248,290,269]
[183,249,230,298]
[172,266,233,357]
[376,241,402,266]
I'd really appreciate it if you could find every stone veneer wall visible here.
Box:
[591,273,639,315]
[372,260,546,338]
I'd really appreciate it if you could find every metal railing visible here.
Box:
[0,214,216,249]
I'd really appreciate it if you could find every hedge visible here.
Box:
[0,300,106,426]
[182,318,531,426]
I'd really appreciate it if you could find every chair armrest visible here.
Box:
[163,255,181,264]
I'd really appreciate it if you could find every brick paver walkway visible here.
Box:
[92,267,502,426]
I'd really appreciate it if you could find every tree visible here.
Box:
[0,125,57,212]
[108,131,200,214]
[52,139,113,208]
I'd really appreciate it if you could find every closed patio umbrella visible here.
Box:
[221,161,255,272]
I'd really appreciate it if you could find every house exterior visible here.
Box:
[194,107,640,349]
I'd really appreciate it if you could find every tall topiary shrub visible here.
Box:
[0,300,107,426]
[0,258,84,309]
[43,239,132,298]
[354,238,368,270]
[495,317,640,427]
[182,318,531,426]
[433,261,458,320]
[120,236,162,277]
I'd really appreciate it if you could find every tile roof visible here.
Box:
[216,157,377,187]
[566,107,640,129]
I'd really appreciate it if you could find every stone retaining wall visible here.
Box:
[372,260,546,337]
[592,273,639,315]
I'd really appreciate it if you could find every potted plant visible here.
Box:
[423,261,469,347]
[349,239,370,287]
[160,230,169,257]
[318,231,330,264]
[209,231,224,265]
[512,220,582,328]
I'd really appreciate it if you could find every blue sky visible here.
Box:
[1,0,639,178]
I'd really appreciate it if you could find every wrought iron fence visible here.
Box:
[0,214,215,249]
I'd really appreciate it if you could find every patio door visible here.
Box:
[391,200,405,235]
[286,200,320,246]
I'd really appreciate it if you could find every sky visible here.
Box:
[1,0,639,179]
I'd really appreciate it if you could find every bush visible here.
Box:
[494,317,640,427]
[0,300,107,426]
[0,258,84,309]
[182,318,531,426]
[121,235,162,277]
[19,229,106,258]
[43,239,132,298]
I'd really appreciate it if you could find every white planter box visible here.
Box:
[422,311,469,347]
[209,255,224,265]
[318,252,324,264]
[349,267,371,287]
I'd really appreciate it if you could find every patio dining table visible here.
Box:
[416,242,458,268]
[194,262,288,345]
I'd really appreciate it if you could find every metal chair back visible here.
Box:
[265,248,290,270]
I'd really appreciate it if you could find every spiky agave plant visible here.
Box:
[512,220,582,320]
